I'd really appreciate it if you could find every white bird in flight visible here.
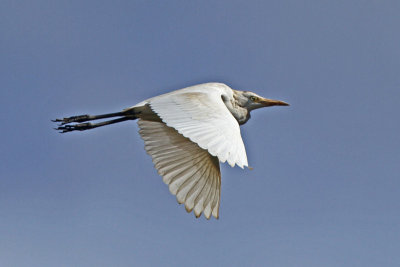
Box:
[54,83,289,219]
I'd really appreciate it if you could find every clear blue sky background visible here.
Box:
[1,1,399,266]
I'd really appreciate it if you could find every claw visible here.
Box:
[52,115,91,125]
[54,122,93,133]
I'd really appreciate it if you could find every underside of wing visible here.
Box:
[138,119,221,219]
[148,83,248,168]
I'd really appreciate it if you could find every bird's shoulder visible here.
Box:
[132,82,233,108]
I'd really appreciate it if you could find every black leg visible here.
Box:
[53,111,131,125]
[55,116,136,133]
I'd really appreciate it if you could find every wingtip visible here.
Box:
[185,205,194,213]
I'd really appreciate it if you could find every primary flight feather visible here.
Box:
[54,82,289,219]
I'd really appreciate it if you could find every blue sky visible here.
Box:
[1,1,399,266]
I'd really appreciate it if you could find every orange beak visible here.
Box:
[259,98,289,107]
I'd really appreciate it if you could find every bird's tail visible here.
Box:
[53,109,137,133]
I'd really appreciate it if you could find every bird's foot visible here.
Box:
[55,123,93,133]
[52,114,91,125]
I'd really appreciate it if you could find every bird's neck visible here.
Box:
[222,96,250,125]
[233,107,251,125]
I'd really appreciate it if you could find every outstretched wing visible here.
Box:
[148,85,248,168]
[138,119,221,219]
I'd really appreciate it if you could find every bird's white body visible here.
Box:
[55,82,288,219]
[130,83,247,219]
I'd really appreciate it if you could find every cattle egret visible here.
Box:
[54,83,289,219]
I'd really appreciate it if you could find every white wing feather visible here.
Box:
[138,119,221,219]
[147,83,248,168]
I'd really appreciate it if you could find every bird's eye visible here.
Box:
[250,96,257,102]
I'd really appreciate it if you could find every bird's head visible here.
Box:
[234,90,289,111]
